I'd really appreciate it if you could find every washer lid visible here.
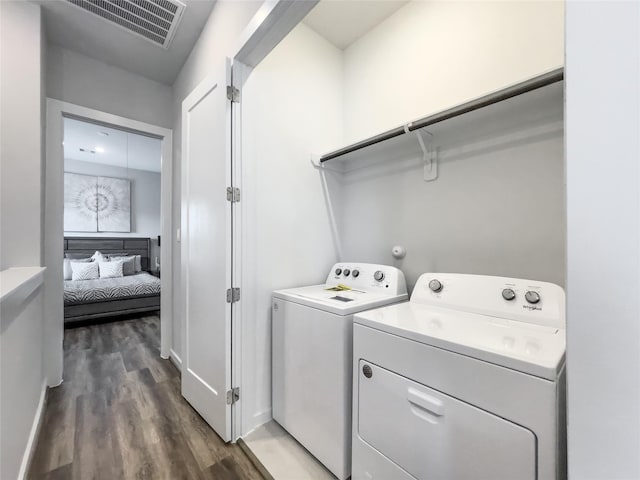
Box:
[273,285,408,316]
[354,302,565,381]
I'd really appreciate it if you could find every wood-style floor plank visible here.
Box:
[72,391,124,480]
[28,315,263,480]
[28,393,76,474]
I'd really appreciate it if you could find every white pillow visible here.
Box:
[91,250,109,263]
[99,260,124,279]
[71,262,99,281]
[109,256,136,276]
[63,258,91,280]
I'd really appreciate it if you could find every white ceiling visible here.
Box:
[64,117,162,173]
[303,0,408,50]
[36,0,216,85]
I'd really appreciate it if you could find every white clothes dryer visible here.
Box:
[352,273,566,480]
[272,263,408,480]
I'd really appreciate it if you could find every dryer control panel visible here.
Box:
[327,263,407,296]
[412,273,565,328]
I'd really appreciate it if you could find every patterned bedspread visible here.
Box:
[64,272,161,305]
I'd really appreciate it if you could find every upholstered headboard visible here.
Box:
[64,237,151,271]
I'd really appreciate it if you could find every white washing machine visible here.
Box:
[352,273,566,480]
[272,263,408,480]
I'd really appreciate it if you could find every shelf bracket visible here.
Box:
[310,153,322,168]
[410,127,437,182]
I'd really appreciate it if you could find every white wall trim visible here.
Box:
[45,99,174,384]
[233,0,318,68]
[17,380,47,480]
[169,348,182,371]
[0,267,45,306]
[232,1,318,438]
[252,408,272,430]
[231,60,248,442]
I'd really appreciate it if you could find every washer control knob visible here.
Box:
[428,279,443,293]
[502,288,516,301]
[335,268,342,276]
[343,269,351,277]
[525,291,541,304]
[373,270,385,282]
[352,269,360,278]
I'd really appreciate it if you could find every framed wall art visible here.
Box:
[64,172,131,232]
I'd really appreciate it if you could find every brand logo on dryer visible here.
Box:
[522,304,542,312]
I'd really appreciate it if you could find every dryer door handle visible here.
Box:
[407,388,445,417]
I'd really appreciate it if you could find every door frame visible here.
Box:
[172,0,318,440]
[229,0,318,438]
[44,99,173,385]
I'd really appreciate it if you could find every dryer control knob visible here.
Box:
[502,288,516,301]
[362,364,373,378]
[343,269,351,277]
[352,269,360,278]
[429,279,443,293]
[335,268,342,276]
[525,291,541,304]
[373,271,385,282]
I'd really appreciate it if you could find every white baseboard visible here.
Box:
[170,348,182,371]
[252,408,273,430]
[18,380,47,480]
[48,376,63,388]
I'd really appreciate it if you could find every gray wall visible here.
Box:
[47,45,172,129]
[1,1,46,270]
[566,1,640,478]
[64,159,161,266]
[338,87,565,292]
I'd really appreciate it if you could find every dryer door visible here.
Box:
[357,361,536,480]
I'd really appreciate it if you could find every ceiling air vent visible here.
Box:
[66,0,186,49]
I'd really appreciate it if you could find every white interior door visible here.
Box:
[181,59,232,441]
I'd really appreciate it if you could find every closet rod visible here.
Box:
[319,68,564,164]
[319,126,407,163]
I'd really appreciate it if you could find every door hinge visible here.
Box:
[226,287,240,303]
[226,85,240,103]
[226,187,240,203]
[226,387,240,405]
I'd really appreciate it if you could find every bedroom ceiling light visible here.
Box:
[65,0,186,49]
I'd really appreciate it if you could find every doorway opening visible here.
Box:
[44,100,173,387]
[62,117,162,325]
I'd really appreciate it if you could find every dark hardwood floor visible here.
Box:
[28,315,263,480]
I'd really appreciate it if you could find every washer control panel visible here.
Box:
[413,273,565,328]
[501,288,516,301]
[327,263,407,295]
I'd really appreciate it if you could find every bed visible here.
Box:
[64,237,160,324]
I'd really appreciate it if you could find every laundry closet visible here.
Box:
[238,0,565,471]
